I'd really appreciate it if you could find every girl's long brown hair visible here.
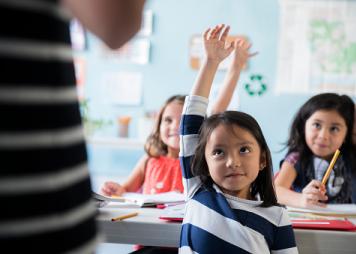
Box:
[144,95,186,157]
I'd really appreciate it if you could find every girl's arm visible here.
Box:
[210,38,256,114]
[101,155,148,196]
[61,0,145,49]
[180,25,234,199]
[275,161,327,208]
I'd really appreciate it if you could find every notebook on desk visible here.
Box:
[291,219,356,231]
[93,191,185,207]
[159,203,185,222]
[287,204,356,217]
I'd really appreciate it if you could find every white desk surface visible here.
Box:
[97,207,356,254]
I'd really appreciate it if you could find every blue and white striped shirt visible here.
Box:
[179,95,298,254]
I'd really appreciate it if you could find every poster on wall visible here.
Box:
[98,38,150,64]
[275,0,356,96]
[189,35,249,71]
[207,82,240,113]
[103,71,143,105]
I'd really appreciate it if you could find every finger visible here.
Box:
[101,187,111,196]
[203,28,211,40]
[210,25,221,39]
[219,25,230,41]
[304,187,322,195]
[308,199,327,208]
[316,202,327,208]
[305,193,321,202]
[225,41,234,53]
[304,187,328,202]
[309,180,323,188]
[319,184,327,193]
[238,39,245,47]
[249,51,258,57]
[232,39,241,48]
[105,182,116,189]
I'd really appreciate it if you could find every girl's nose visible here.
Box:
[172,120,180,130]
[227,156,241,169]
[318,128,329,140]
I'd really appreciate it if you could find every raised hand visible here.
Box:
[203,24,234,63]
[230,38,258,70]
[300,180,328,208]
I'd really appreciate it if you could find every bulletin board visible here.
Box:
[275,0,356,96]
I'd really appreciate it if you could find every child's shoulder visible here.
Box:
[147,155,179,167]
[282,152,300,167]
[257,205,290,227]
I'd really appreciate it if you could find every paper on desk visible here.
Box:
[93,192,126,202]
[159,203,185,221]
[93,191,185,207]
[287,204,356,216]
[122,191,185,207]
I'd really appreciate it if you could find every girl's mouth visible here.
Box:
[226,173,245,178]
[316,143,328,148]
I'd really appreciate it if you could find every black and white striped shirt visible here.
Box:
[0,0,98,252]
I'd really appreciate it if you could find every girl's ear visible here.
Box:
[260,152,267,171]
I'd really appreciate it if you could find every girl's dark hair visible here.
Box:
[191,111,278,207]
[144,95,186,157]
[286,93,355,172]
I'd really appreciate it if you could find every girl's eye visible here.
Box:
[240,146,250,154]
[330,126,340,133]
[312,122,321,129]
[212,149,224,156]
[163,117,172,123]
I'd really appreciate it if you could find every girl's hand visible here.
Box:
[300,180,328,208]
[101,181,125,196]
[230,38,258,70]
[203,24,234,63]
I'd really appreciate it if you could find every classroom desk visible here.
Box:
[97,207,356,254]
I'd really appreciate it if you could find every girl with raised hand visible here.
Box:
[179,24,297,254]
[102,95,185,196]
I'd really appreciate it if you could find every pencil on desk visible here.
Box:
[111,212,139,222]
[321,149,341,185]
[111,195,126,201]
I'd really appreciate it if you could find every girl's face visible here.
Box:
[204,124,265,199]
[305,109,347,160]
[160,101,183,157]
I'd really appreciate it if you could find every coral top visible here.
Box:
[142,156,184,194]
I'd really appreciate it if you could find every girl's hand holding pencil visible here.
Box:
[301,180,327,208]
[300,149,341,208]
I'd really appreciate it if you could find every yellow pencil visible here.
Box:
[321,149,341,185]
[111,195,126,201]
[111,212,139,222]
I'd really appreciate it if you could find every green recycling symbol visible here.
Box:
[244,74,267,96]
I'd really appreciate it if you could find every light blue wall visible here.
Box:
[81,0,354,176]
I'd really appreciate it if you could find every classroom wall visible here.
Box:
[80,0,355,177]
